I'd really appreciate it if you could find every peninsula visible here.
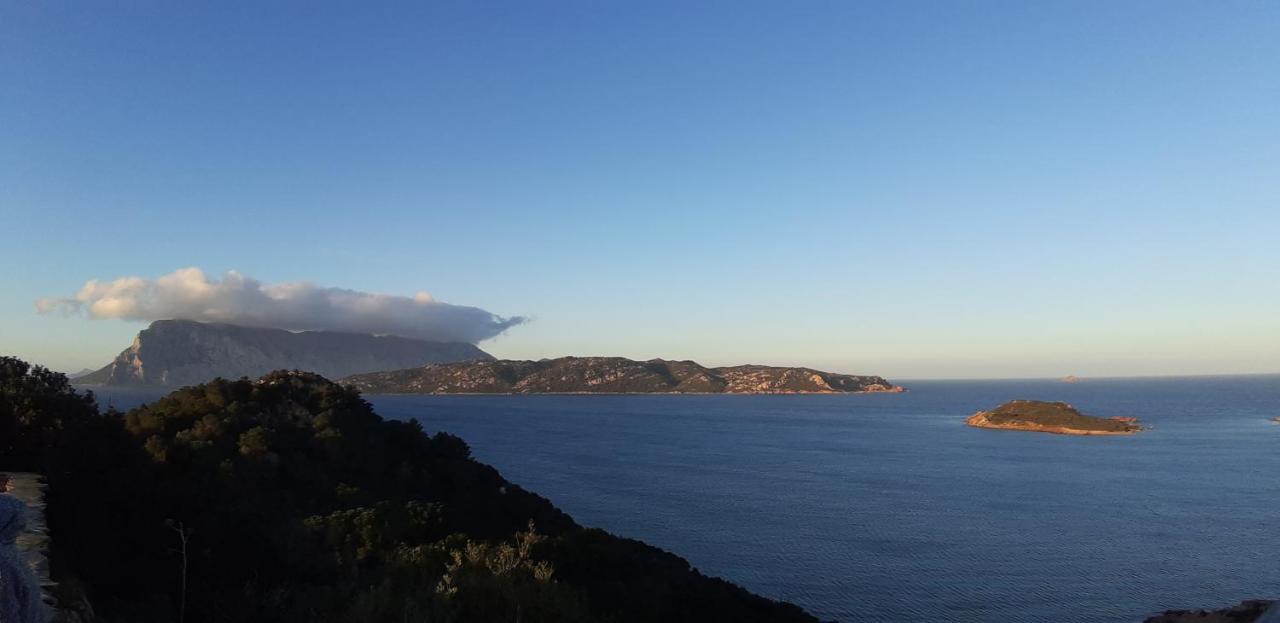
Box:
[341,356,904,395]
[966,400,1141,436]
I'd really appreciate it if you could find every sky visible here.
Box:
[1,1,1278,379]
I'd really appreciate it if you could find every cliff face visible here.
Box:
[341,356,904,394]
[77,320,493,387]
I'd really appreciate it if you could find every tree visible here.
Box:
[0,356,98,470]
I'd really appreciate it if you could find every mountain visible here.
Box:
[65,368,96,379]
[341,356,904,394]
[77,319,493,387]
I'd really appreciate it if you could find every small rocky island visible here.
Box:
[341,356,905,395]
[966,400,1141,435]
[1145,599,1276,622]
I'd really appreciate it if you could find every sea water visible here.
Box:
[94,375,1280,622]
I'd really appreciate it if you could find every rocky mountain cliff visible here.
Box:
[341,356,904,394]
[77,319,493,387]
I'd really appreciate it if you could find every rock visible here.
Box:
[6,473,50,587]
[77,319,493,387]
[966,400,1142,435]
[1145,599,1277,622]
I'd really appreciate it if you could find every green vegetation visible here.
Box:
[0,356,816,623]
[0,357,99,470]
[981,400,1139,433]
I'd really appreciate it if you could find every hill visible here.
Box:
[77,319,492,387]
[1,357,819,623]
[966,400,1141,435]
[341,356,904,394]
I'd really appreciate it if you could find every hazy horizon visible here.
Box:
[4,3,1278,379]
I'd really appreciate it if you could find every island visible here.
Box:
[340,356,905,394]
[966,400,1141,435]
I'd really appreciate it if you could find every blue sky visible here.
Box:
[2,2,1278,379]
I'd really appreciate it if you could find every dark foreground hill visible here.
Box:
[1,356,818,623]
[77,319,492,387]
[342,356,904,394]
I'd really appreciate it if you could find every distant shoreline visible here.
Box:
[892,372,1280,383]
[359,387,908,396]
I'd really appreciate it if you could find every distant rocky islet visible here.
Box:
[1144,599,1278,623]
[966,399,1142,435]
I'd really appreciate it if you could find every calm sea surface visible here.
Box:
[94,376,1280,622]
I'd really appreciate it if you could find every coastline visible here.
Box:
[354,386,908,396]
[965,411,1139,436]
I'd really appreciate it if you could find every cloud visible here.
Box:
[36,267,525,343]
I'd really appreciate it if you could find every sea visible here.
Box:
[92,375,1280,622]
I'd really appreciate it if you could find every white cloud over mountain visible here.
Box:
[36,267,524,343]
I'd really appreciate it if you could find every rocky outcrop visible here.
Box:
[7,473,94,623]
[77,320,493,387]
[341,356,904,395]
[966,400,1141,435]
[1145,600,1278,622]
[7,473,51,598]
